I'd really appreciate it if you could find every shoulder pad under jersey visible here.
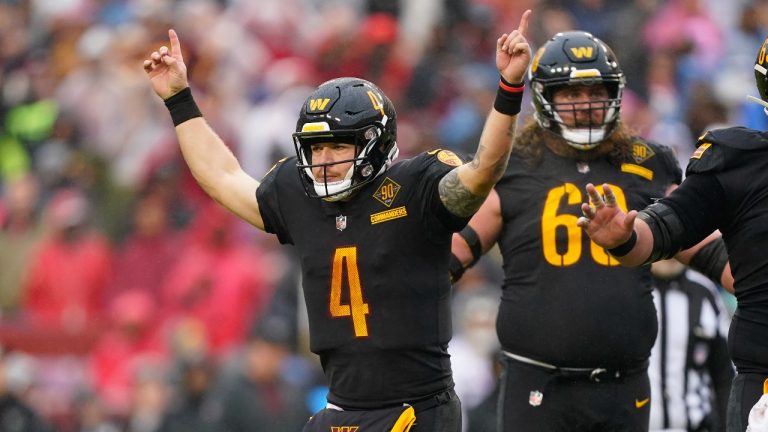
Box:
[646,140,682,184]
[686,133,726,175]
[703,126,768,150]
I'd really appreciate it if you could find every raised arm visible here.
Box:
[143,30,265,230]
[438,9,532,217]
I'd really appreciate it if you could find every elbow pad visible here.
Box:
[689,236,728,284]
[637,202,684,265]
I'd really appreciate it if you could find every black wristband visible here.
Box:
[164,87,202,126]
[607,230,638,258]
[494,77,524,116]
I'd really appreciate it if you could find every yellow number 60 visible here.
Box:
[541,183,628,267]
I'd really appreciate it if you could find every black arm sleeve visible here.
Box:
[688,236,728,285]
[658,173,728,250]
[638,174,727,265]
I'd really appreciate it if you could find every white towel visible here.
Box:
[746,379,768,432]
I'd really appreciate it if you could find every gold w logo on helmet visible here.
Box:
[309,98,331,111]
[569,46,594,59]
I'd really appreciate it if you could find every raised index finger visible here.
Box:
[168,29,184,62]
[517,9,532,37]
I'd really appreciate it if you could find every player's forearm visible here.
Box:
[438,80,522,218]
[451,234,475,267]
[719,263,734,293]
[175,118,246,200]
[609,219,655,267]
[439,114,515,218]
[457,110,516,195]
[675,232,734,293]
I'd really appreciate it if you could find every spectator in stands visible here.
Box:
[160,202,272,359]
[87,289,166,419]
[158,354,225,431]
[0,174,44,319]
[22,187,113,331]
[109,187,180,305]
[219,315,311,432]
[0,348,52,432]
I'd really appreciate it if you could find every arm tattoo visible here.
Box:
[469,145,484,169]
[472,140,511,178]
[438,169,485,217]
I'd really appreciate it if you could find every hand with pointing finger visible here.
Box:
[143,29,189,100]
[496,9,532,84]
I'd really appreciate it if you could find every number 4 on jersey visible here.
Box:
[330,246,370,337]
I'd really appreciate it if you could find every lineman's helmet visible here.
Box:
[528,31,625,150]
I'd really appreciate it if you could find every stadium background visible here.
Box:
[0,0,761,429]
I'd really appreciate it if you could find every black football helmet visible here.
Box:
[292,77,398,201]
[528,31,625,150]
[751,34,768,115]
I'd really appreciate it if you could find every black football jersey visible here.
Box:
[662,126,768,373]
[495,139,681,368]
[256,150,470,408]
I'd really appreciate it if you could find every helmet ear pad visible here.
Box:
[361,127,395,173]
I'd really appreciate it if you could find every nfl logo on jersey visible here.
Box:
[336,215,347,231]
[529,390,543,407]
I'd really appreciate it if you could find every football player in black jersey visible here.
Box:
[143,10,532,432]
[450,31,731,431]
[579,35,768,432]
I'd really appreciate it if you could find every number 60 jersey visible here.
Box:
[495,139,682,369]
[256,150,470,409]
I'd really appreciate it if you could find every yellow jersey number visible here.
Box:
[330,246,370,337]
[541,183,628,267]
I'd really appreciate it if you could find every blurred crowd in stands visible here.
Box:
[0,0,763,430]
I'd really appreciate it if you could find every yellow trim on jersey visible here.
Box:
[370,206,408,225]
[691,142,712,159]
[620,163,653,181]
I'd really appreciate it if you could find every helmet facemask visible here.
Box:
[293,117,398,201]
[528,31,626,151]
[748,35,768,116]
[292,77,399,201]
[532,80,623,150]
